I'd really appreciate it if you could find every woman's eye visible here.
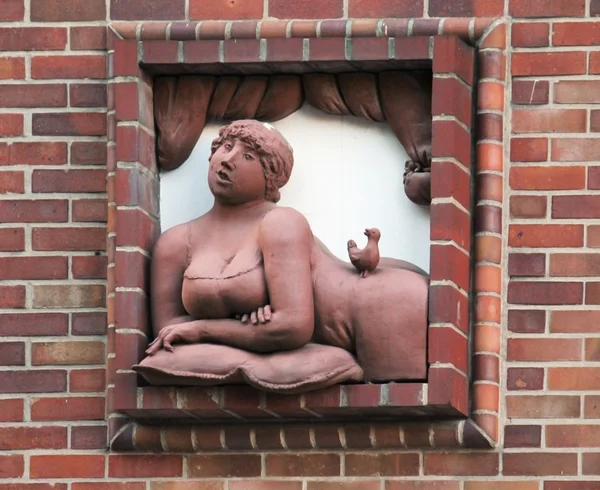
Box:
[244,153,254,160]
[224,143,232,151]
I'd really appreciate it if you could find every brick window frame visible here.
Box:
[107,19,506,451]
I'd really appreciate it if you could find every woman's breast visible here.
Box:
[181,262,269,319]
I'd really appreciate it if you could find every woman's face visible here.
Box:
[208,136,267,205]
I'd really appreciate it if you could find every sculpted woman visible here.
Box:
[134,120,429,393]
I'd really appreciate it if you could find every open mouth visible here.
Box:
[217,170,232,183]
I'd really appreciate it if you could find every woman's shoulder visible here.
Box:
[259,207,312,244]
[152,221,192,262]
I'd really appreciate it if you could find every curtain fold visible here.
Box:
[154,71,433,204]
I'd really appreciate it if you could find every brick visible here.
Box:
[73,199,108,222]
[71,26,107,50]
[73,255,108,279]
[271,0,341,18]
[111,0,185,19]
[549,367,600,390]
[552,138,600,162]
[551,253,600,276]
[307,484,379,490]
[0,342,24,366]
[587,338,600,361]
[230,483,300,490]
[509,224,583,247]
[32,0,105,21]
[0,169,22,189]
[432,120,471,166]
[8,142,67,165]
[109,456,183,478]
[0,286,25,309]
[70,84,107,107]
[555,22,600,46]
[553,196,600,218]
[424,453,499,476]
[509,196,547,218]
[430,244,470,292]
[0,228,24,251]
[511,166,585,191]
[585,282,600,304]
[0,114,22,137]
[33,285,105,309]
[0,427,66,450]
[465,484,537,490]
[0,455,24,478]
[0,256,67,280]
[508,281,582,305]
[32,341,105,366]
[512,80,549,105]
[71,141,107,165]
[30,455,105,479]
[33,169,106,193]
[116,208,159,251]
[70,369,106,392]
[32,227,105,251]
[583,455,600,476]
[388,483,460,490]
[508,338,581,362]
[503,453,577,476]
[0,313,67,336]
[555,81,600,103]
[430,203,471,250]
[512,108,586,133]
[504,425,541,448]
[429,0,503,16]
[430,162,471,212]
[589,167,600,188]
[512,52,585,76]
[0,399,24,422]
[190,0,263,19]
[349,0,423,17]
[0,28,67,51]
[512,22,550,47]
[31,396,105,421]
[508,310,545,333]
[552,310,600,333]
[187,455,260,478]
[0,370,66,394]
[0,57,25,80]
[591,111,600,132]
[509,253,545,277]
[0,200,67,222]
[72,312,107,336]
[0,84,67,108]
[345,453,419,476]
[0,0,24,20]
[33,113,105,136]
[587,225,600,248]
[510,0,584,16]
[508,367,544,391]
[73,485,144,490]
[71,425,107,450]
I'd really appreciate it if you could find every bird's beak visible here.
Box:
[364,229,369,236]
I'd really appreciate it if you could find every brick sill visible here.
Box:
[117,382,462,422]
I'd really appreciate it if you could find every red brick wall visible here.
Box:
[1,0,599,487]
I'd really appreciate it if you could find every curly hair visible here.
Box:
[210,120,294,203]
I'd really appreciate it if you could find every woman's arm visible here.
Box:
[146,208,315,354]
[150,224,193,335]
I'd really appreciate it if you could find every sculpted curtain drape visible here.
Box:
[154,71,433,205]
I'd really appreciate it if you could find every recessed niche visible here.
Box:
[160,105,431,272]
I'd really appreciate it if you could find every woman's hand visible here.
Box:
[145,322,203,355]
[235,305,272,325]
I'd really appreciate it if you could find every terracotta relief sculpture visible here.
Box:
[134,120,429,393]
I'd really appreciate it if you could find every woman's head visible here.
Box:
[209,120,294,203]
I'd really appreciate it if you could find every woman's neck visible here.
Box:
[209,199,275,222]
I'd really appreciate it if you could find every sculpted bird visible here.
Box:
[347,228,381,278]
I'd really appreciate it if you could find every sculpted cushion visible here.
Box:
[133,342,364,394]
